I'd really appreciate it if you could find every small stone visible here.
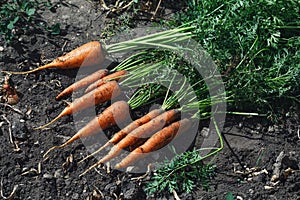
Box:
[54,169,63,178]
[0,46,4,51]
[268,126,275,133]
[264,185,274,190]
[248,189,254,195]
[43,173,53,179]
[200,127,209,137]
[236,196,243,200]
[238,122,243,129]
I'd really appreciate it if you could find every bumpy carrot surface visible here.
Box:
[79,108,164,163]
[35,80,121,130]
[82,109,180,173]
[115,118,191,169]
[43,101,130,158]
[56,69,108,100]
[84,70,128,93]
[2,41,105,75]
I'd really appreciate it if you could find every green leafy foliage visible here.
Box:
[145,149,215,195]
[0,0,60,43]
[47,23,61,35]
[175,0,300,113]
[226,192,235,200]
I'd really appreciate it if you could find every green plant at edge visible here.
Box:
[145,118,224,195]
[0,0,60,43]
[173,0,300,115]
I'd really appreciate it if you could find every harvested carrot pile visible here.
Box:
[1,27,212,174]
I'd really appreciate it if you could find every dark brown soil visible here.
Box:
[0,1,299,199]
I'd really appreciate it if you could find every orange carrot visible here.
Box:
[79,108,164,163]
[2,41,105,75]
[43,100,130,158]
[84,70,128,93]
[80,109,179,176]
[35,80,120,130]
[115,118,191,169]
[56,69,108,100]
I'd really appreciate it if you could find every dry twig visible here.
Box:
[130,163,153,181]
[0,103,23,115]
[0,178,18,200]
[1,115,20,151]
[172,189,180,200]
[151,0,163,20]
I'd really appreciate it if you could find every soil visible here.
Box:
[0,1,299,199]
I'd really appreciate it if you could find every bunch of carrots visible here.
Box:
[2,26,224,173]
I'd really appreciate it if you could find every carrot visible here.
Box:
[79,108,164,163]
[35,80,120,130]
[55,69,108,100]
[1,27,194,75]
[79,109,179,176]
[115,118,191,169]
[2,41,105,75]
[43,100,130,158]
[84,70,128,93]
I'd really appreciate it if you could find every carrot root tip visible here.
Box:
[34,114,63,130]
[42,145,60,158]
[79,161,102,177]
[78,142,111,164]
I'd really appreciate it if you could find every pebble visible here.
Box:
[0,46,4,51]
[268,126,275,133]
[54,169,63,178]
[236,196,243,200]
[43,173,54,179]
[248,189,254,195]
[238,122,243,129]
[200,127,210,137]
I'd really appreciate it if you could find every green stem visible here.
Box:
[154,117,224,188]
[104,27,194,54]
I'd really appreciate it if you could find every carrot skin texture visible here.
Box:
[85,70,128,93]
[2,41,105,75]
[52,41,105,69]
[110,108,164,144]
[56,69,108,100]
[115,118,191,169]
[98,109,180,164]
[79,108,164,163]
[35,80,121,129]
[60,100,130,147]
[43,101,130,157]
